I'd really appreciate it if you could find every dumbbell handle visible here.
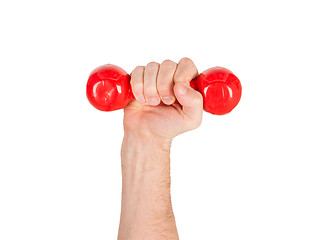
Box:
[86,64,241,115]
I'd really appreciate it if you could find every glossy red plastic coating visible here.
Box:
[86,64,242,115]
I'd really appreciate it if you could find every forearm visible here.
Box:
[118,132,179,240]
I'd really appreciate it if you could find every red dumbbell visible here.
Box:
[86,64,242,115]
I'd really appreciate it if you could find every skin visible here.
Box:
[118,57,203,240]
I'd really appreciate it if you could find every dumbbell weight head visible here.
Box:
[86,64,134,111]
[194,67,242,115]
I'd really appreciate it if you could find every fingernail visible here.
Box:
[148,97,160,106]
[162,96,175,105]
[136,96,145,103]
[178,84,187,95]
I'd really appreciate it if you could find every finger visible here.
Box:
[157,60,177,105]
[173,57,199,85]
[130,66,146,103]
[144,62,160,106]
[173,82,203,124]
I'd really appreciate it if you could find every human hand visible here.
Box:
[123,57,203,145]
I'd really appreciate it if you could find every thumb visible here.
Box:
[173,82,203,120]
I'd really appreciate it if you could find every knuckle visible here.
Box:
[174,74,189,83]
[161,59,177,69]
[146,61,159,70]
[136,65,145,70]
[131,65,144,74]
[130,75,140,85]
[178,57,198,76]
[173,75,183,83]
[130,67,144,80]
[179,57,193,65]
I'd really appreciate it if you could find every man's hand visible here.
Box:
[123,57,203,144]
[118,58,203,240]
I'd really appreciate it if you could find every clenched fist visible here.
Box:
[123,57,203,144]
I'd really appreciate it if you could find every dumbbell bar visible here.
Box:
[86,64,242,115]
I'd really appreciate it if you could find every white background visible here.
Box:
[0,0,319,239]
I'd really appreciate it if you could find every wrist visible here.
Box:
[122,130,172,152]
[121,131,172,177]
